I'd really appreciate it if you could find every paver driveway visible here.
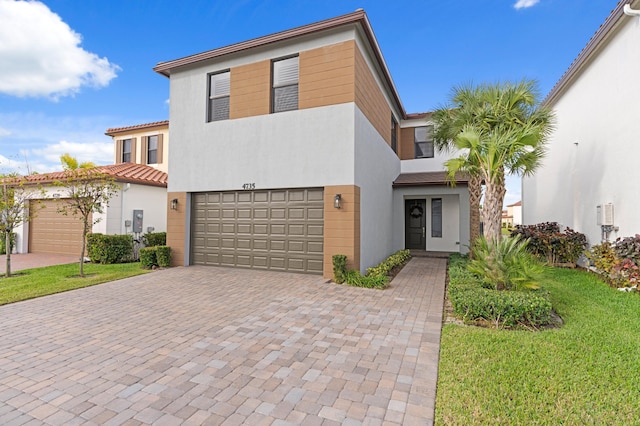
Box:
[0,257,446,425]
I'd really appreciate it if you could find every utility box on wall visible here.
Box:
[597,203,614,226]
[133,210,144,233]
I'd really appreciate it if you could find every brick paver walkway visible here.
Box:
[0,257,447,425]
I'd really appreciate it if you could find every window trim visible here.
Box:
[207,69,230,122]
[271,54,299,113]
[431,198,443,238]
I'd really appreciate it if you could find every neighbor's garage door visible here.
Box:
[29,199,87,255]
[191,188,324,274]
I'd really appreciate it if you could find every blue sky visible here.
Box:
[0,0,619,205]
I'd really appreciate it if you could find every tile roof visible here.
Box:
[544,0,637,106]
[105,120,169,136]
[11,163,167,188]
[507,200,522,207]
[392,171,469,187]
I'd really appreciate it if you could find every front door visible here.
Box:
[405,199,426,249]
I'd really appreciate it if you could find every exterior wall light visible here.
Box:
[171,198,179,210]
[334,194,342,209]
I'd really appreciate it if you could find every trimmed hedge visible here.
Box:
[448,254,552,328]
[332,249,411,289]
[139,247,157,269]
[140,245,171,269]
[0,232,16,255]
[87,233,134,264]
[142,232,166,247]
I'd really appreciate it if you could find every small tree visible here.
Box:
[0,176,44,277]
[55,154,118,277]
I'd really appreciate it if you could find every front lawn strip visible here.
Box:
[0,262,150,305]
[436,266,640,425]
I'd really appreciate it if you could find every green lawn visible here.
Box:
[436,266,640,425]
[0,262,150,305]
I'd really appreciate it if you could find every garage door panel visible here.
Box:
[192,188,324,274]
[29,199,87,256]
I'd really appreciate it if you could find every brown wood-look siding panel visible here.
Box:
[140,136,148,165]
[130,137,137,163]
[230,60,271,119]
[323,185,360,278]
[167,192,187,266]
[354,46,392,145]
[299,41,355,110]
[400,127,415,160]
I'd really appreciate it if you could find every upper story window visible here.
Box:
[272,56,299,113]
[391,117,398,153]
[414,125,434,159]
[122,139,132,163]
[208,70,230,122]
[147,135,158,164]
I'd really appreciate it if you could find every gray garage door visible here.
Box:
[191,188,324,274]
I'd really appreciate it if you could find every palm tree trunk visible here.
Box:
[481,176,507,241]
[468,175,482,244]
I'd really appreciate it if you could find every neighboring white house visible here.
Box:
[14,163,168,255]
[508,201,522,226]
[522,0,640,245]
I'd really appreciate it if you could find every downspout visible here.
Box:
[624,4,640,16]
[121,183,131,234]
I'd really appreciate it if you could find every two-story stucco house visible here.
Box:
[523,0,640,245]
[154,10,470,277]
[105,120,169,174]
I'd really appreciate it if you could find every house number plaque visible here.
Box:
[242,183,256,190]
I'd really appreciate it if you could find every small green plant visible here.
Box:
[365,249,411,277]
[139,247,157,269]
[155,246,171,268]
[448,253,552,328]
[0,232,16,255]
[468,236,543,291]
[142,232,166,247]
[345,270,389,289]
[337,249,411,289]
[332,254,347,284]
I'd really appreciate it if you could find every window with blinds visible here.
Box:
[147,135,158,164]
[122,139,132,163]
[208,70,230,122]
[414,125,435,159]
[272,56,299,113]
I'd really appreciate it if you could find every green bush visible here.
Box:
[0,232,16,255]
[468,236,543,291]
[142,232,166,247]
[337,249,411,289]
[332,254,347,284]
[448,253,552,328]
[139,247,157,269]
[155,246,171,267]
[511,222,587,264]
[87,233,134,264]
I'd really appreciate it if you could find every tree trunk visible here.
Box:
[80,219,88,277]
[481,175,507,241]
[468,174,482,245]
[5,230,10,278]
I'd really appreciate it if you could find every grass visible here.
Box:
[436,266,640,425]
[0,262,150,305]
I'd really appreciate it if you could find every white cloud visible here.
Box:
[514,0,540,10]
[0,127,10,137]
[29,140,113,169]
[0,0,120,99]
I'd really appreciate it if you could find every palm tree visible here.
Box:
[434,80,554,242]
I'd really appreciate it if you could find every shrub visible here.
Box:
[0,232,16,255]
[332,254,347,284]
[468,236,543,291]
[511,222,587,264]
[588,237,640,288]
[87,233,134,264]
[139,247,157,269]
[142,232,166,247]
[448,253,552,328]
[334,249,411,289]
[155,246,171,268]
